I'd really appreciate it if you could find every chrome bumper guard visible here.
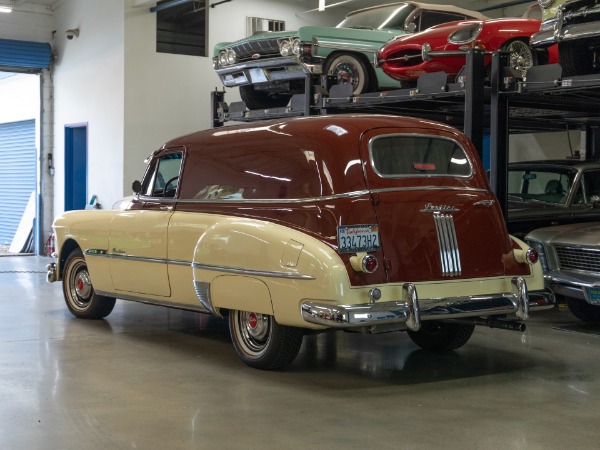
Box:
[46,262,57,283]
[301,277,554,332]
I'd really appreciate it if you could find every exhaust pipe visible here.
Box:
[476,317,526,332]
[449,317,526,332]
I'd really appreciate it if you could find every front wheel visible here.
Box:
[559,39,600,77]
[407,321,475,351]
[324,53,372,94]
[62,249,116,319]
[502,38,535,79]
[566,297,600,322]
[229,310,303,370]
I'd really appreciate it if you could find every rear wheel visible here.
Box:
[407,321,475,351]
[62,249,116,319]
[229,310,303,370]
[239,85,291,110]
[566,297,600,322]
[324,53,372,94]
[559,39,600,77]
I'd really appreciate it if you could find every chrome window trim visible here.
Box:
[368,133,473,179]
[173,186,487,205]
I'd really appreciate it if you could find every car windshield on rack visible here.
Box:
[508,167,575,204]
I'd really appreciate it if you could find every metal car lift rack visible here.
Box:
[211,49,600,218]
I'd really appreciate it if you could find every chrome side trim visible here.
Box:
[192,262,315,280]
[370,186,487,194]
[433,213,461,277]
[84,250,191,267]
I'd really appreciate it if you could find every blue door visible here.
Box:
[64,125,87,211]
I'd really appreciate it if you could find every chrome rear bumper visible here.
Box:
[301,277,554,332]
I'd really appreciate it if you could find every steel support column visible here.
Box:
[489,52,510,221]
[464,49,485,160]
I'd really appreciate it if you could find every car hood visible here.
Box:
[527,222,600,247]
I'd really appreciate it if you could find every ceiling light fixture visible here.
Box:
[318,0,325,11]
[0,5,12,13]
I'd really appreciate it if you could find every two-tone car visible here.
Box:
[526,222,600,322]
[47,114,553,370]
[213,2,487,109]
[530,0,600,77]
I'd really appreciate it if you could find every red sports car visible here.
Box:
[377,17,558,83]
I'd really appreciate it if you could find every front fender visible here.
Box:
[53,210,117,291]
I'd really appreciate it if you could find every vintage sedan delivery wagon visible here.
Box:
[47,114,553,370]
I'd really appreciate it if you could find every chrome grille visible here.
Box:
[230,38,283,62]
[556,245,600,272]
[433,213,461,277]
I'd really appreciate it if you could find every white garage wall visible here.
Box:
[52,0,125,214]
[0,4,54,42]
[122,0,340,193]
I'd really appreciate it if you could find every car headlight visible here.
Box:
[279,38,300,57]
[448,23,483,45]
[218,48,236,66]
[219,50,228,66]
[226,49,237,65]
[291,38,300,55]
[279,39,291,56]
[538,0,555,8]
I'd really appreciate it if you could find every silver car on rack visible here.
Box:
[526,222,600,321]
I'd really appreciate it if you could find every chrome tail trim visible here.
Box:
[193,281,221,317]
[433,213,461,277]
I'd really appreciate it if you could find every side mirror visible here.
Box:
[132,180,142,195]
[405,22,417,34]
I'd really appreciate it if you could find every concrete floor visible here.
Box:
[2,256,600,449]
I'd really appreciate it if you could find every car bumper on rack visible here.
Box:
[546,270,600,304]
[301,277,554,331]
[215,56,314,88]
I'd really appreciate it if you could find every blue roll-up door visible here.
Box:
[0,38,51,70]
[0,120,36,244]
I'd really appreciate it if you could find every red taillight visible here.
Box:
[526,248,539,265]
[362,254,379,273]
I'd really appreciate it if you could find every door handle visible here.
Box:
[160,206,174,211]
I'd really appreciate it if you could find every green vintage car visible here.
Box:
[213,2,486,110]
[530,0,600,76]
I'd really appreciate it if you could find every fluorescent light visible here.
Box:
[318,0,325,11]
[0,6,12,13]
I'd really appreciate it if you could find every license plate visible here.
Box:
[337,224,380,254]
[588,287,600,305]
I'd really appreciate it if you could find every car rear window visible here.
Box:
[369,134,471,177]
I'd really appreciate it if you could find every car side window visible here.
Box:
[142,152,183,198]
[575,170,600,204]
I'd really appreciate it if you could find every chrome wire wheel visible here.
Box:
[504,39,534,78]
